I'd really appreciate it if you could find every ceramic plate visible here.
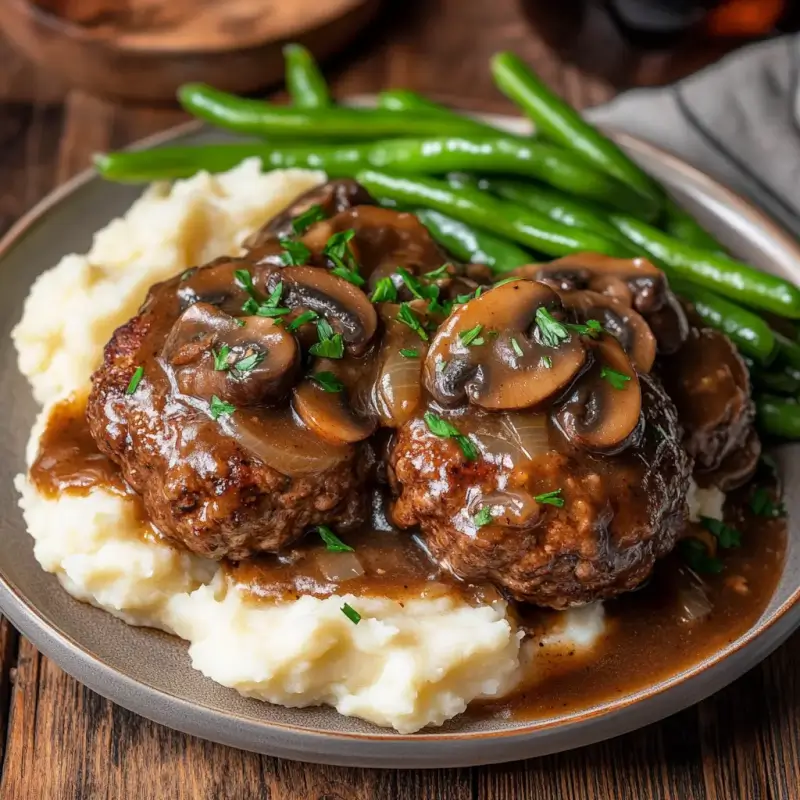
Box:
[0,110,798,768]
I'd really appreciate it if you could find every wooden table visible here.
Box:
[0,2,798,797]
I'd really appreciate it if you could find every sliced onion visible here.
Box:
[466,412,551,466]
[675,565,713,624]
[315,550,365,583]
[224,412,351,477]
[373,347,423,427]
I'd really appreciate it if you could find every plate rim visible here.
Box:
[1,107,798,765]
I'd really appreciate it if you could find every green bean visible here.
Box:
[365,137,649,216]
[477,176,632,245]
[178,84,483,139]
[413,208,532,272]
[93,144,369,183]
[772,330,800,369]
[669,278,777,364]
[377,90,499,136]
[611,214,800,319]
[663,198,726,254]
[490,52,663,218]
[283,44,331,108]
[756,395,800,439]
[744,359,800,396]
[356,170,629,259]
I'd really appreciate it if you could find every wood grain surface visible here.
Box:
[0,1,798,797]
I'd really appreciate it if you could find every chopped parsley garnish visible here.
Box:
[318,525,354,552]
[400,348,419,358]
[534,307,570,348]
[279,238,311,266]
[180,268,195,281]
[459,324,485,347]
[323,230,364,286]
[286,310,318,331]
[255,306,292,319]
[265,281,283,308]
[534,489,564,507]
[312,371,344,393]
[424,264,451,280]
[423,412,478,461]
[241,297,260,315]
[700,517,741,549]
[473,506,494,528]
[209,395,236,420]
[125,366,144,395]
[292,204,325,235]
[243,280,291,318]
[679,538,723,575]
[331,264,365,287]
[567,319,605,339]
[397,303,429,341]
[541,356,553,369]
[341,602,361,625]
[212,345,231,371]
[235,318,247,328]
[309,318,344,359]
[492,277,518,289]
[510,337,524,358]
[370,277,398,303]
[234,351,265,374]
[437,359,449,372]
[234,269,257,297]
[600,366,632,390]
[750,487,785,518]
[396,268,431,301]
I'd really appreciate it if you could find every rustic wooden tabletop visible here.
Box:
[0,1,798,798]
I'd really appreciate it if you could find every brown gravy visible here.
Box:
[29,399,788,723]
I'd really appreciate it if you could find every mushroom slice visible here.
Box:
[293,366,376,445]
[425,279,587,410]
[177,257,254,315]
[554,335,642,452]
[267,266,378,356]
[162,302,300,406]
[371,304,429,427]
[560,290,657,373]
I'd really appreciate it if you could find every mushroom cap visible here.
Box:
[266,266,378,356]
[425,279,588,411]
[554,334,643,453]
[559,289,657,373]
[161,302,300,406]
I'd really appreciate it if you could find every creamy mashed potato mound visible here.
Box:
[13,162,605,733]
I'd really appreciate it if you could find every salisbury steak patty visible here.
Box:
[390,375,690,608]
[87,258,374,560]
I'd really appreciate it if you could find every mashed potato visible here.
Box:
[13,163,605,732]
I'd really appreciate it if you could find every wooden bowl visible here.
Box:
[0,0,380,102]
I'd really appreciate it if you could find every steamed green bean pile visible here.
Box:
[94,43,800,440]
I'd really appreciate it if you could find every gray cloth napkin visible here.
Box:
[587,36,800,235]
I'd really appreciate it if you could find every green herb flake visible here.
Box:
[492,277,518,289]
[279,239,311,266]
[341,602,361,625]
[534,489,564,507]
[399,348,419,359]
[234,351,265,374]
[234,318,247,328]
[370,277,398,303]
[180,268,195,281]
[424,264,451,280]
[679,538,723,575]
[473,506,494,528]
[600,366,632,390]
[318,525,354,552]
[212,345,231,371]
[331,265,366,287]
[309,318,344,359]
[541,356,553,369]
[286,310,319,331]
[510,337,524,358]
[312,371,344,393]
[397,303,429,341]
[125,366,144,395]
[535,307,570,348]
[209,395,236,420]
[255,305,291,319]
[567,318,605,339]
[292,204,326,235]
[234,269,256,297]
[701,517,742,549]
[241,297,260,315]
[423,412,477,462]
[750,487,785,518]
[459,324,484,347]
[316,318,335,340]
